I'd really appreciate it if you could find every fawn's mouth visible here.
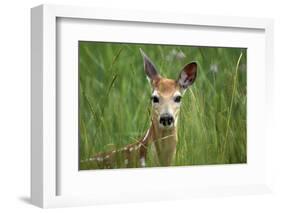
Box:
[159,123,175,129]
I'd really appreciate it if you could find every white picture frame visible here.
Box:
[31,4,274,208]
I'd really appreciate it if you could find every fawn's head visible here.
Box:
[140,49,197,129]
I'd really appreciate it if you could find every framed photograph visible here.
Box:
[31,4,274,208]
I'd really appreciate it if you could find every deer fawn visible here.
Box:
[81,49,197,169]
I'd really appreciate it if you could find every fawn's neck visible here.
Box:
[150,118,177,141]
[144,116,178,166]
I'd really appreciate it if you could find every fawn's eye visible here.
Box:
[151,96,159,103]
[174,96,182,103]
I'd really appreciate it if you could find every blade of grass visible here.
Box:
[221,52,243,160]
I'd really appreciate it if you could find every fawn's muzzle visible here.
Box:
[159,113,174,127]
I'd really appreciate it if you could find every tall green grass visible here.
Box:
[79,42,247,170]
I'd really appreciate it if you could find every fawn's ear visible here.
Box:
[140,48,161,84]
[177,62,197,91]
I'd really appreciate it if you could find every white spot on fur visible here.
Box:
[140,157,146,167]
[129,147,133,152]
[97,157,103,162]
[123,147,127,151]
[105,155,110,159]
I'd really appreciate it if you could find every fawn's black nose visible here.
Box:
[159,113,174,127]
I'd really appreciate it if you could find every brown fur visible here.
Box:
[153,78,179,96]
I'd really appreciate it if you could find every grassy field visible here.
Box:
[79,42,247,170]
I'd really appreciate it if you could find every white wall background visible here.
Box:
[0,0,281,212]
